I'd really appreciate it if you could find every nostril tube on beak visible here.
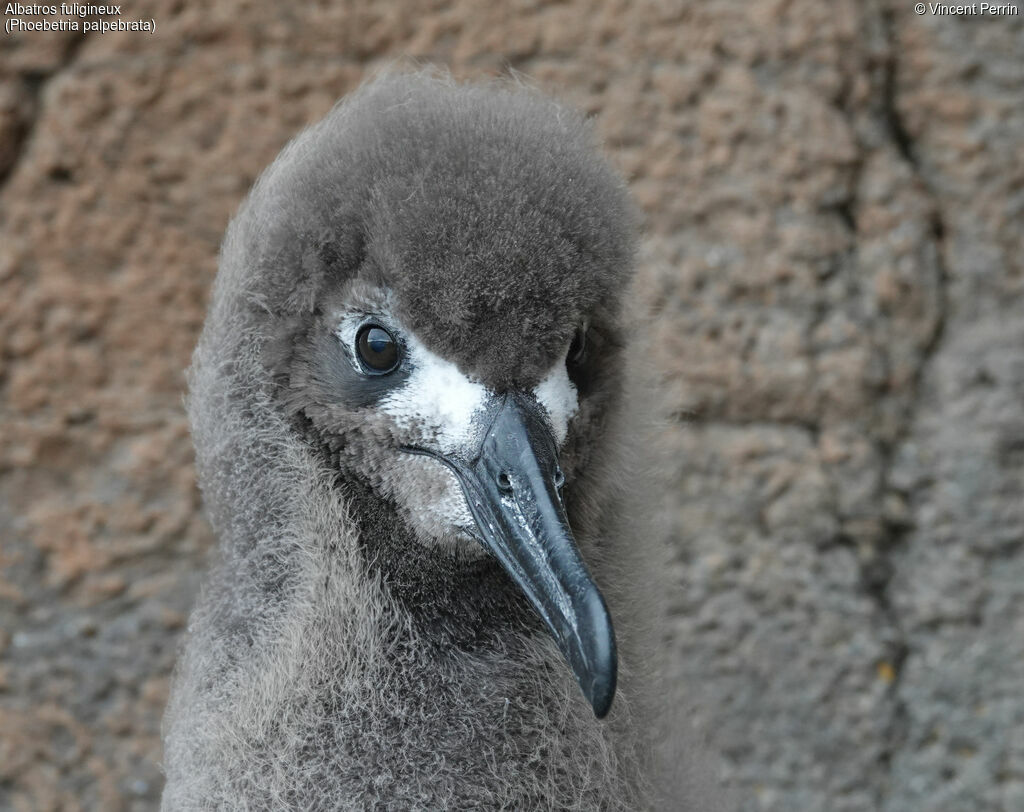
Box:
[496,471,513,492]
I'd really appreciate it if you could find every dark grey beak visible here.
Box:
[405,393,617,718]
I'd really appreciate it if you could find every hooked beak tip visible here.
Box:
[574,591,618,718]
[588,674,616,719]
[400,393,619,720]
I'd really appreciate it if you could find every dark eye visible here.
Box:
[356,324,400,373]
[568,325,587,366]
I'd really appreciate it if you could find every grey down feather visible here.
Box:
[161,70,725,811]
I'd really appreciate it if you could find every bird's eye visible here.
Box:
[356,324,400,373]
[568,325,587,366]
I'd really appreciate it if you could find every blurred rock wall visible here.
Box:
[1,2,1021,809]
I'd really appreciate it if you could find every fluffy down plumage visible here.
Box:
[162,70,725,810]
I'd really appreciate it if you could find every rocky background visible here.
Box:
[1,1,1021,809]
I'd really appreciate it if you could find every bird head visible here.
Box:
[196,72,638,719]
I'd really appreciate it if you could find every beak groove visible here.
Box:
[404,393,617,719]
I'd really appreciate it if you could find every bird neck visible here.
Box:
[340,473,544,652]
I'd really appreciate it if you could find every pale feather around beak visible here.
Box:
[404,393,617,718]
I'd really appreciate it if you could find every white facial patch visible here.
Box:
[378,330,489,455]
[335,301,578,550]
[533,356,579,445]
[395,453,482,554]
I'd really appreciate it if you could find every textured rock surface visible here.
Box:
[0,2,1020,809]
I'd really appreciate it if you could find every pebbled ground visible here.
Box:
[0,2,1021,809]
